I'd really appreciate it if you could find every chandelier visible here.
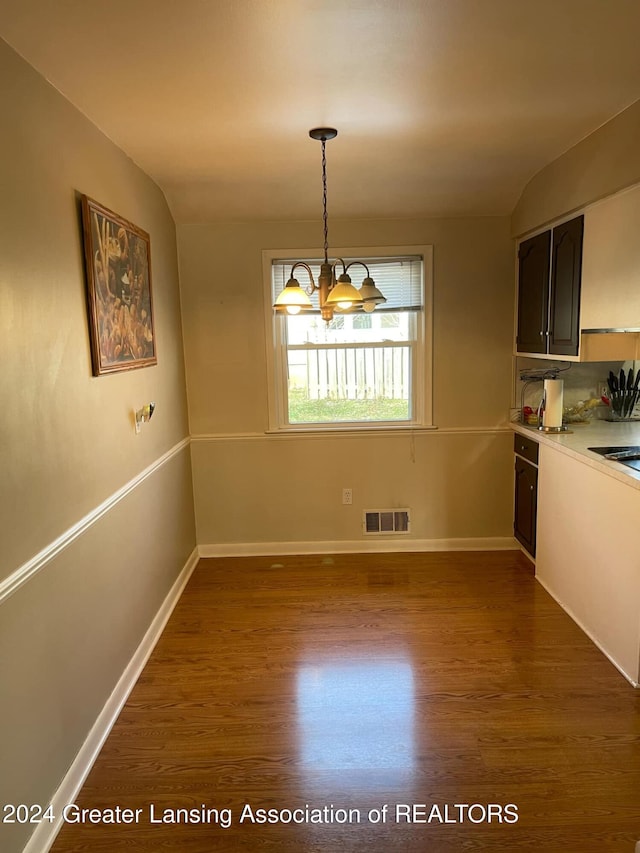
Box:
[273,128,386,322]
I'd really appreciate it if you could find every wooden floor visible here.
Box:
[50,551,640,852]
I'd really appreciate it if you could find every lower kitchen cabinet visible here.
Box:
[514,433,538,558]
[514,455,538,557]
[536,443,640,684]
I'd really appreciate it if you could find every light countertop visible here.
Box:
[511,419,640,490]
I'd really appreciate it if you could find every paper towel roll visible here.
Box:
[542,379,563,428]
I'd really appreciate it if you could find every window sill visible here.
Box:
[265,424,438,436]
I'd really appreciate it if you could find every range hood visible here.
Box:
[580,329,640,361]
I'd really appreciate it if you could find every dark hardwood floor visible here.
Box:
[49,551,640,852]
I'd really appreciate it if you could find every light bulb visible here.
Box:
[363,301,376,313]
[286,305,301,315]
[337,301,352,310]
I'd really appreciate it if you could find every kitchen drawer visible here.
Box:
[514,433,539,465]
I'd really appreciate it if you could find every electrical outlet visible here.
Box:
[598,381,609,399]
[342,488,353,505]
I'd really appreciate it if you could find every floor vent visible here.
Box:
[363,509,411,535]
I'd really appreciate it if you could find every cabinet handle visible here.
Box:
[530,485,534,491]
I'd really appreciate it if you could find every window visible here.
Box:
[264,246,432,430]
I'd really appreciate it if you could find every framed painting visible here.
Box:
[81,196,157,375]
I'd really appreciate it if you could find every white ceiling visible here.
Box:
[2,0,640,223]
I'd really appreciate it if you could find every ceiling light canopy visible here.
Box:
[272,128,386,322]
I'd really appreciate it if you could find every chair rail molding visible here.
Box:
[0,437,190,607]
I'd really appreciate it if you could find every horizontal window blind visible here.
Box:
[272,256,423,312]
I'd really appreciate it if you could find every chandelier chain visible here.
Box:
[273,129,386,319]
[321,137,329,264]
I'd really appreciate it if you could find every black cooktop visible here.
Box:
[588,446,640,472]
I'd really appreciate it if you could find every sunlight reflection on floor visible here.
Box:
[296,660,415,772]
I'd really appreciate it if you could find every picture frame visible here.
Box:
[81,196,157,375]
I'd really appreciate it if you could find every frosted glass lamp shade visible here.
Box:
[358,277,387,312]
[325,273,364,310]
[273,278,313,314]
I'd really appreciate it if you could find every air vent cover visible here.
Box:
[363,509,411,535]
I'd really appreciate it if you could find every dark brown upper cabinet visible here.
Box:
[516,230,551,354]
[516,215,583,357]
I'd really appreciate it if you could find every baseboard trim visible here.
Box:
[535,574,638,688]
[0,438,190,607]
[198,537,519,558]
[22,546,200,853]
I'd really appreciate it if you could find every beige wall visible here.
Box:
[0,40,192,578]
[3,19,638,853]
[512,97,640,237]
[0,39,196,853]
[178,217,515,546]
[191,431,514,547]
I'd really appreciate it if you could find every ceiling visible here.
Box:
[2,0,640,223]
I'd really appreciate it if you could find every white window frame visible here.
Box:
[262,245,433,432]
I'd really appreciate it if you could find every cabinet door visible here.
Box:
[517,230,550,354]
[514,457,538,557]
[581,186,640,330]
[549,215,583,356]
